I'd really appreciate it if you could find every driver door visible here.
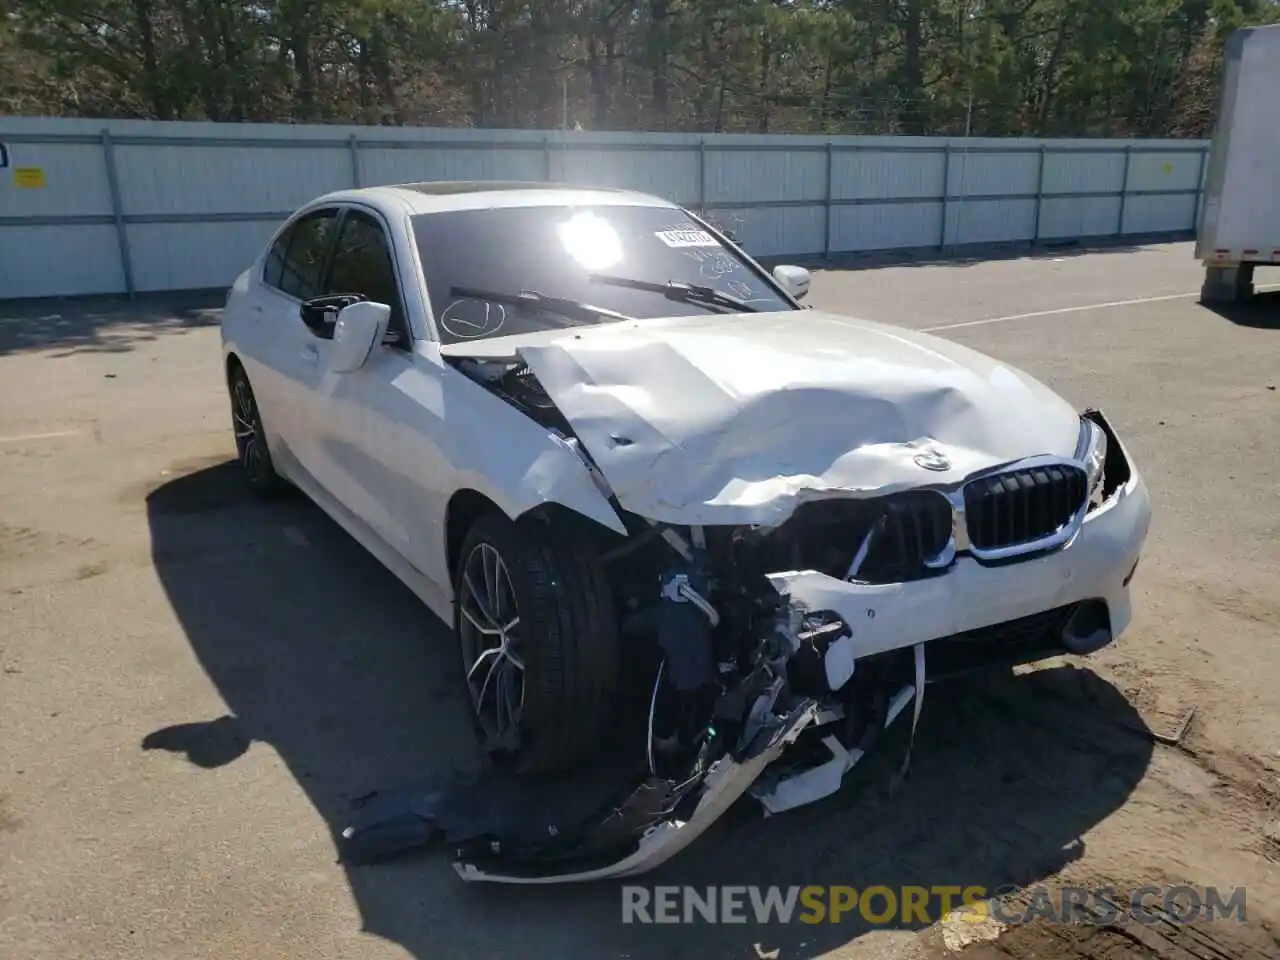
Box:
[305,206,417,558]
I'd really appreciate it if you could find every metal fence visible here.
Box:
[0,117,1210,301]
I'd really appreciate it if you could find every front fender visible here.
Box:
[436,363,627,538]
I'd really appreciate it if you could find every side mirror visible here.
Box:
[300,293,365,338]
[329,301,392,373]
[773,264,811,301]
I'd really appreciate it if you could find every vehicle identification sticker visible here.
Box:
[655,228,718,248]
[13,167,46,189]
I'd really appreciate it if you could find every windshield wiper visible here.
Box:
[587,274,758,313]
[449,285,634,325]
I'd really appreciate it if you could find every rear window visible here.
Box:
[410,204,796,343]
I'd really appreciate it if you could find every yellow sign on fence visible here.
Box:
[13,167,47,189]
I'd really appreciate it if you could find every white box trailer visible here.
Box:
[1197,23,1280,302]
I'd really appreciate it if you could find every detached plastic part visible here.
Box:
[455,700,821,884]
[338,649,929,884]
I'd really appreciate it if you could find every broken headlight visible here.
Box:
[1076,418,1108,508]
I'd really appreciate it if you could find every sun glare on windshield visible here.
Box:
[556,210,624,271]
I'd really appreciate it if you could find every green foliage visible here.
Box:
[2,0,1277,133]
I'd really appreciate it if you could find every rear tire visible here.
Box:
[227,363,287,498]
[454,509,620,776]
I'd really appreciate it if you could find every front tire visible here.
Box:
[228,363,286,498]
[454,509,620,776]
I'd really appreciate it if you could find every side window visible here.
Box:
[278,209,338,300]
[325,209,406,336]
[263,224,293,289]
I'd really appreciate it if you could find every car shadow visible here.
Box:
[144,458,1154,959]
[1199,288,1280,329]
[0,291,225,357]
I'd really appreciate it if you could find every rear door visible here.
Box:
[251,205,341,482]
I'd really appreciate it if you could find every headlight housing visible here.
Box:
[1076,418,1108,508]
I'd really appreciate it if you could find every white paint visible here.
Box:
[515,308,1081,525]
[921,283,1280,333]
[0,429,80,444]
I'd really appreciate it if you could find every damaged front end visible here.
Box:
[342,457,941,884]
[338,332,1146,883]
[442,504,938,882]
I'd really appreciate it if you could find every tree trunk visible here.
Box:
[650,0,669,128]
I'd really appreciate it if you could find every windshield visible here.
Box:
[410,204,798,343]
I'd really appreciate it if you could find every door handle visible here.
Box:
[302,342,319,362]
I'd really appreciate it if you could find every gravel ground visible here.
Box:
[1,241,1278,960]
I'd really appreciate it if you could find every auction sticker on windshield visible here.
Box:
[655,228,718,248]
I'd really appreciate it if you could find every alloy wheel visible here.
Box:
[458,542,526,751]
[231,376,264,480]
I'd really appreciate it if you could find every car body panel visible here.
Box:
[500,308,1081,526]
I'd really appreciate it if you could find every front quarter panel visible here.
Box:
[378,345,626,595]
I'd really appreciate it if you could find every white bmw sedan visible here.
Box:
[221,182,1151,834]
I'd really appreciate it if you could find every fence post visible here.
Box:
[823,141,834,259]
[1032,143,1047,244]
[1192,144,1208,233]
[1117,142,1133,237]
[543,136,553,181]
[940,142,951,250]
[698,138,707,215]
[348,134,361,187]
[100,128,135,299]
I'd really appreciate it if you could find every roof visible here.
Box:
[315,181,680,216]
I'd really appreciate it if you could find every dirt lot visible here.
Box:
[2,241,1279,960]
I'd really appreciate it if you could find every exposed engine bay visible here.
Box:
[337,352,1139,884]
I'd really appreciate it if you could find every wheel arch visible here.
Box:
[444,488,626,589]
[225,351,244,384]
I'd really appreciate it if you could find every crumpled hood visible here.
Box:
[510,309,1083,526]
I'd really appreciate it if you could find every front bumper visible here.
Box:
[768,466,1151,666]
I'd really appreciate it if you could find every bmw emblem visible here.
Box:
[913,449,951,472]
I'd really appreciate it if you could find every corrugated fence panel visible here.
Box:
[832,202,942,252]
[1039,196,1121,239]
[1,141,113,217]
[949,198,1037,245]
[0,117,1210,300]
[555,147,699,206]
[1125,193,1199,235]
[737,206,826,257]
[832,149,942,200]
[128,221,281,292]
[0,225,123,298]
[115,143,352,215]
[1127,150,1203,193]
[361,145,546,187]
[706,149,827,204]
[1043,150,1126,195]
[948,149,1039,197]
